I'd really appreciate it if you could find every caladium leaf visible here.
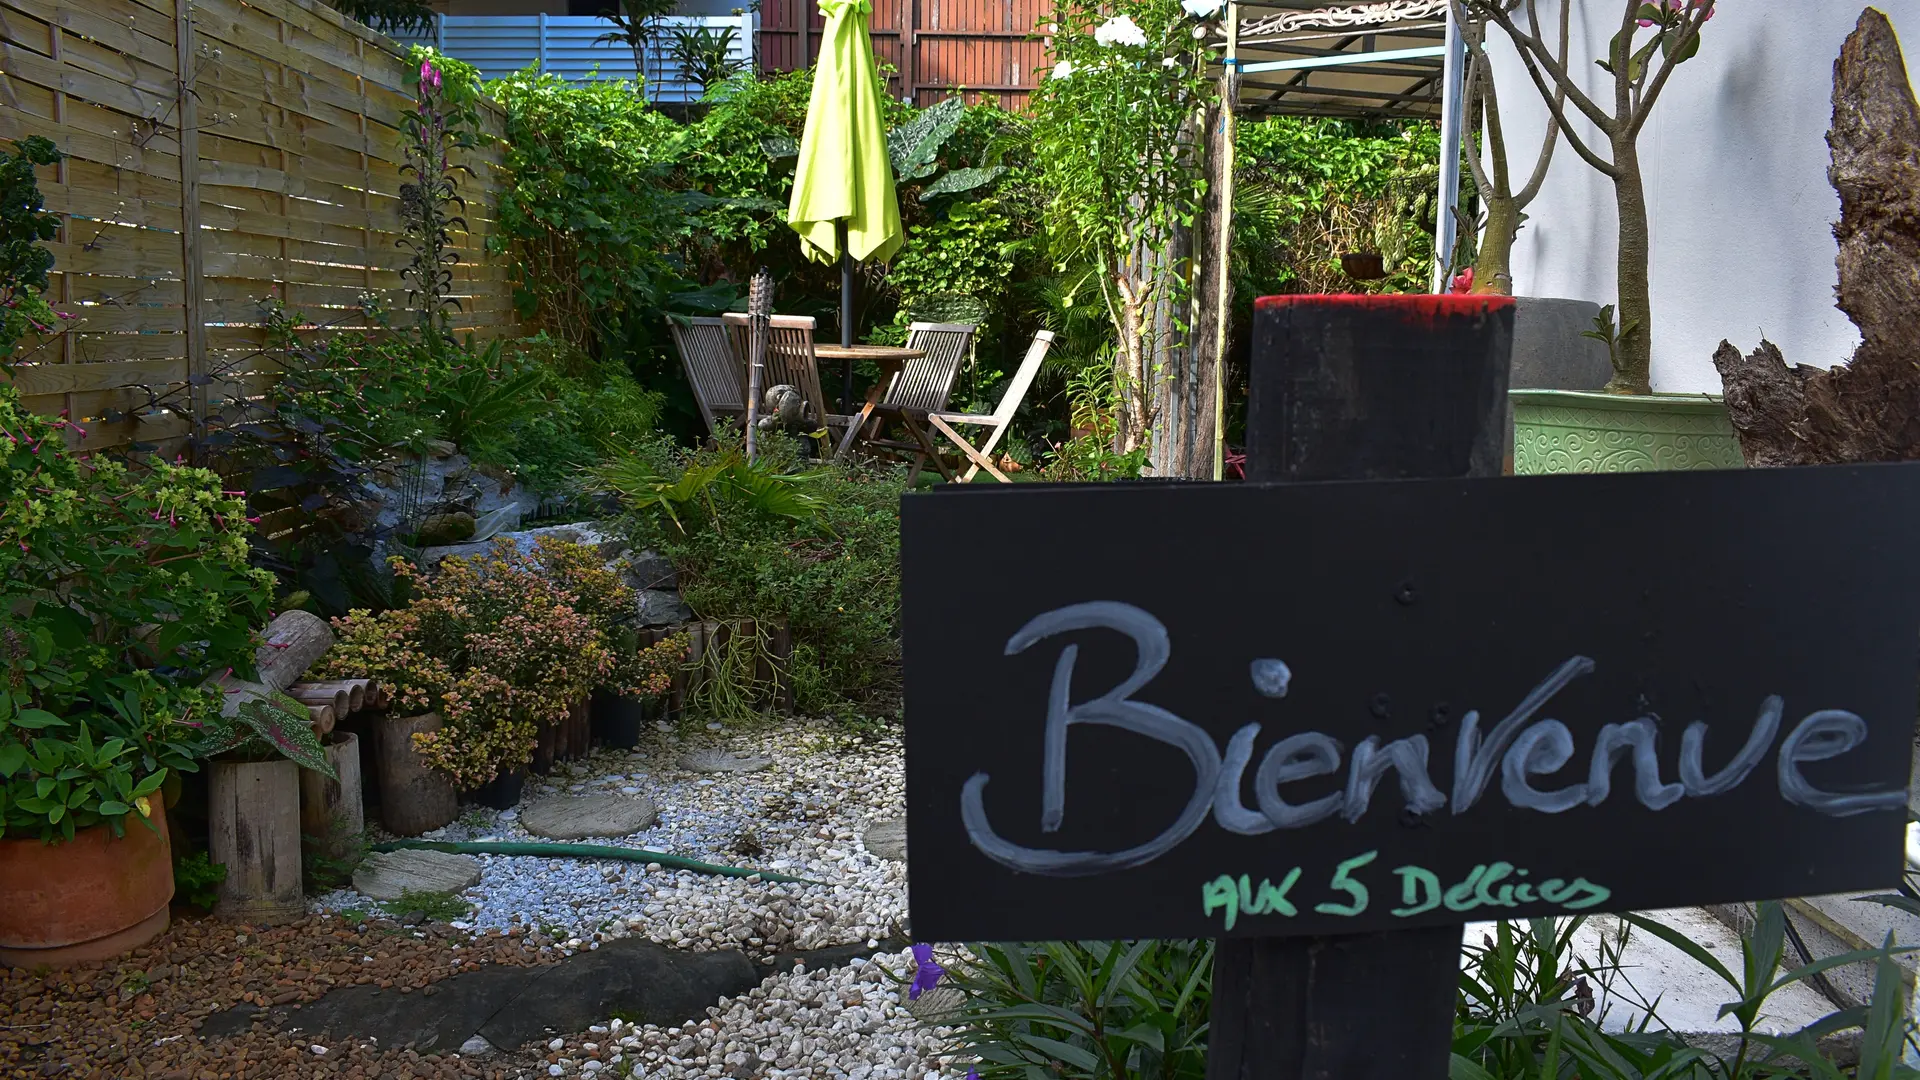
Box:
[234,694,337,779]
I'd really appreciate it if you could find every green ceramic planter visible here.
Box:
[1511,389,1745,474]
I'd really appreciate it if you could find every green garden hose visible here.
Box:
[371,839,821,886]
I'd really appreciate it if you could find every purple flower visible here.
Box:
[908,943,945,1001]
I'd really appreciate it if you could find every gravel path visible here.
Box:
[531,948,962,1080]
[317,720,911,959]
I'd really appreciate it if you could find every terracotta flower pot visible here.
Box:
[0,801,174,967]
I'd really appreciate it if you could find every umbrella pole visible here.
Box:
[839,219,854,413]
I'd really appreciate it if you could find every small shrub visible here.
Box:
[595,436,905,716]
[378,888,471,923]
[172,850,228,911]
[944,940,1212,1080]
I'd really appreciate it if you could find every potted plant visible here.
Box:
[1471,0,1744,473]
[523,537,683,750]
[317,540,619,822]
[0,389,278,962]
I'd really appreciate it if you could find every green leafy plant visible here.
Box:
[1580,303,1643,375]
[0,135,62,368]
[589,443,828,535]
[302,822,370,895]
[189,692,339,777]
[944,940,1213,1080]
[598,436,904,715]
[668,25,745,93]
[173,849,228,911]
[595,0,679,86]
[0,385,274,841]
[1031,0,1212,457]
[326,0,434,35]
[487,68,736,430]
[378,888,472,923]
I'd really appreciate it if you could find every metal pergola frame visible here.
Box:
[1201,0,1470,477]
[1215,0,1468,287]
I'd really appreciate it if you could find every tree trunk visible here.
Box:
[1472,195,1520,296]
[1607,142,1654,394]
[1154,96,1226,480]
[1713,10,1920,465]
[210,759,305,924]
[1112,261,1153,455]
[375,712,458,836]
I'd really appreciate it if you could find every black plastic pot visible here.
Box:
[467,768,526,811]
[591,690,647,749]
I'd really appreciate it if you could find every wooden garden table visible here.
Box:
[818,344,929,462]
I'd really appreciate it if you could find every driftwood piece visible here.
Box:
[1714,10,1920,466]
[254,611,335,693]
[213,611,338,719]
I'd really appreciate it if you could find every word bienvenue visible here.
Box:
[1200,852,1610,931]
[960,602,1906,878]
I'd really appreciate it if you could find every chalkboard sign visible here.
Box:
[901,464,1920,942]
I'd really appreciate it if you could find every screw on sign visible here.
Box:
[899,295,1920,1079]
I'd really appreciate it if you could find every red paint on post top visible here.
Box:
[1255,293,1517,325]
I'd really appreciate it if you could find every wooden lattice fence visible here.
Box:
[0,0,518,456]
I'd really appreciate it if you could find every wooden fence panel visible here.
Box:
[0,0,519,455]
[758,0,1050,110]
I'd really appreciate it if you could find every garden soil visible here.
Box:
[0,913,555,1078]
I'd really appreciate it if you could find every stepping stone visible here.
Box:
[679,748,773,774]
[862,818,906,862]
[352,849,482,901]
[521,793,659,839]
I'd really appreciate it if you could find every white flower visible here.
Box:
[1094,14,1148,47]
[1162,56,1177,67]
[1050,59,1075,79]
[1192,23,1209,39]
[1181,0,1226,16]
[1047,22,1060,33]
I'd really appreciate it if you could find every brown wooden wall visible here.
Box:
[758,0,1051,110]
[0,0,517,455]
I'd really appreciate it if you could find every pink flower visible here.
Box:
[420,59,442,90]
[1450,267,1475,294]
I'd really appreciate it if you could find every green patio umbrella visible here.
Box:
[787,0,903,410]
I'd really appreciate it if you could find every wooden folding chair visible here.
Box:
[833,321,976,470]
[720,313,854,445]
[923,330,1054,483]
[668,316,746,437]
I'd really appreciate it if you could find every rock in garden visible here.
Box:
[521,794,659,839]
[624,549,677,590]
[861,818,906,862]
[679,748,773,774]
[352,849,482,901]
[414,511,477,546]
[637,588,693,627]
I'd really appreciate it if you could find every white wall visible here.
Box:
[1484,1,1920,393]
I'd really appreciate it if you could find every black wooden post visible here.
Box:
[1215,293,1514,1080]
